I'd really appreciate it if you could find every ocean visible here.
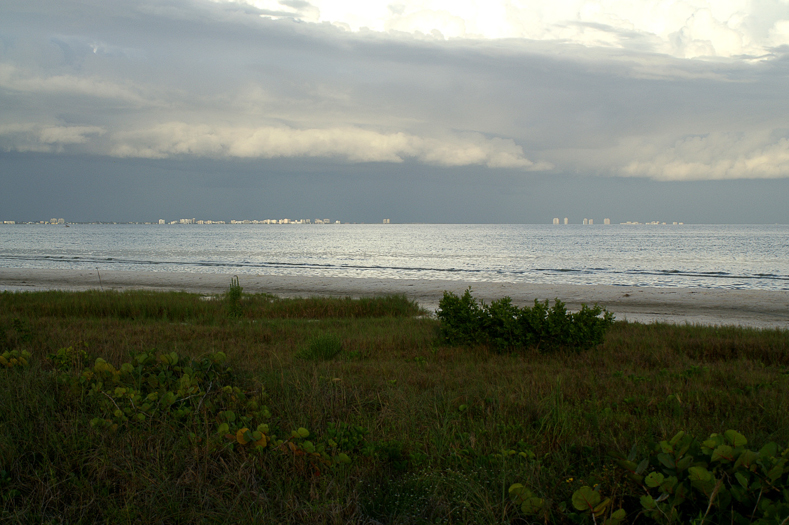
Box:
[1,224,787,291]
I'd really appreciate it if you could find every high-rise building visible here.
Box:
[552,218,559,225]
[583,218,588,225]
[604,218,611,225]
[589,219,593,225]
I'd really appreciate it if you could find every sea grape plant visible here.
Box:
[54,347,358,470]
[612,429,789,524]
[0,350,31,369]
[437,288,614,352]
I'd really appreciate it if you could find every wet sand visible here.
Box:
[1,268,787,330]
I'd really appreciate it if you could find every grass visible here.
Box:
[1,289,788,523]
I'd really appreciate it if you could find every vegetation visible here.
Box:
[1,287,788,524]
[437,288,615,352]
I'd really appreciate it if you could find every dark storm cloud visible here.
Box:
[1,0,789,223]
[2,0,789,178]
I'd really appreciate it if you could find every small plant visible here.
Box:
[47,342,89,371]
[297,334,343,360]
[226,275,243,317]
[437,288,615,353]
[0,349,31,369]
[611,429,789,524]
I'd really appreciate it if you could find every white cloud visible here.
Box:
[227,0,789,58]
[0,63,155,106]
[620,131,789,180]
[0,123,105,152]
[108,122,551,169]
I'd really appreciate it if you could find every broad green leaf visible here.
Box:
[676,455,694,471]
[645,472,665,488]
[759,442,778,459]
[640,495,656,509]
[297,427,310,438]
[593,498,612,517]
[767,464,783,482]
[508,484,526,498]
[658,453,676,469]
[735,472,749,489]
[605,508,627,525]
[337,453,351,464]
[689,466,711,482]
[725,430,747,447]
[670,431,686,446]
[572,486,601,511]
[661,476,678,491]
[712,445,735,463]
[521,497,544,515]
[735,450,759,469]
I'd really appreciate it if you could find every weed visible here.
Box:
[226,275,243,317]
[297,333,343,360]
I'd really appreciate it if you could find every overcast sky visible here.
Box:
[2,0,789,223]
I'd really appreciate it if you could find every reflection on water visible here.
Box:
[1,224,787,290]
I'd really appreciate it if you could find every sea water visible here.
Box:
[1,224,787,290]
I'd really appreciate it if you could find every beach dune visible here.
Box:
[0,268,787,330]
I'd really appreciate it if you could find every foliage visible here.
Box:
[2,290,788,523]
[0,317,32,353]
[226,275,243,317]
[0,349,31,369]
[47,342,89,371]
[437,288,615,352]
[297,333,344,360]
[0,289,424,322]
[48,346,358,470]
[612,429,789,524]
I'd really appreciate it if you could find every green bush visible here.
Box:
[226,275,243,317]
[297,334,344,360]
[437,288,614,352]
[509,429,789,524]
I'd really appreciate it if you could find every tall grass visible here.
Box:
[1,290,787,523]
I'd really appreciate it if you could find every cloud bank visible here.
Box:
[1,0,788,180]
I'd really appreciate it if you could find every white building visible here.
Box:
[589,219,594,225]
[552,218,559,225]
[583,218,588,225]
[158,219,165,224]
[604,218,611,225]
[383,219,391,224]
[564,217,568,225]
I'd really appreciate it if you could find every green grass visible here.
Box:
[1,290,788,523]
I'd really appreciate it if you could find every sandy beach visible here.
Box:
[1,268,787,330]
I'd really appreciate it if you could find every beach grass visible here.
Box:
[1,290,788,524]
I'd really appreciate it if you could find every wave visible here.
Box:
[2,254,787,285]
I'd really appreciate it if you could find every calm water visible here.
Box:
[1,224,787,290]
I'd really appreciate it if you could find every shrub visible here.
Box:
[226,275,243,317]
[297,334,344,360]
[436,288,614,352]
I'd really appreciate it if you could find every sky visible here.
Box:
[1,0,789,223]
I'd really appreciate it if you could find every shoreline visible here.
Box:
[1,268,787,330]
